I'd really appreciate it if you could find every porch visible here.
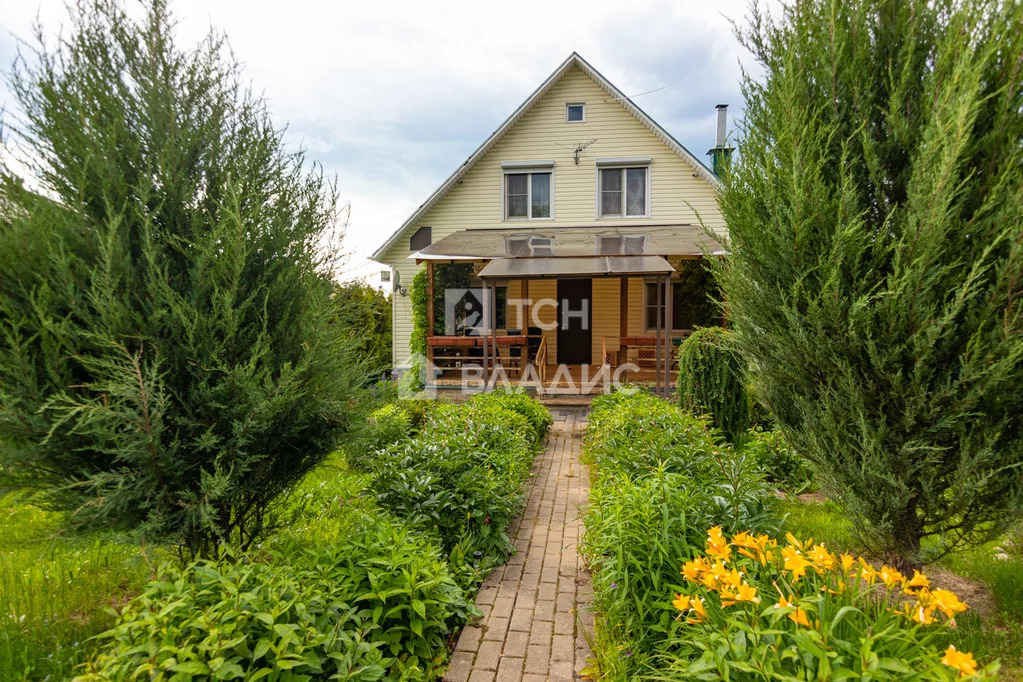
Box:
[413,225,722,397]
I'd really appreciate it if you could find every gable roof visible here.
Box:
[371,52,721,262]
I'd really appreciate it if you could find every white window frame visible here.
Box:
[566,102,586,123]
[595,158,652,219]
[643,280,686,332]
[501,162,556,221]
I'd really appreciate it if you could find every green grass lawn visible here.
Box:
[779,497,1023,679]
[0,451,373,681]
[0,498,157,680]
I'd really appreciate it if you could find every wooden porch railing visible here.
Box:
[535,336,548,384]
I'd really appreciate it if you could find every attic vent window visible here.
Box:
[410,226,432,251]
[566,103,585,123]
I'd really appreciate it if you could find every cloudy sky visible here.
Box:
[0,0,765,283]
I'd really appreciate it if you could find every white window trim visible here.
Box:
[501,166,556,221]
[643,280,687,332]
[595,162,652,219]
[566,102,586,123]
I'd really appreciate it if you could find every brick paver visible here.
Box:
[445,408,593,682]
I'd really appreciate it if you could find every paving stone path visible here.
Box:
[444,408,593,682]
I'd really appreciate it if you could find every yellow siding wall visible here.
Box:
[591,279,620,361]
[381,64,725,367]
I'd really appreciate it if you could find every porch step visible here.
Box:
[537,395,597,407]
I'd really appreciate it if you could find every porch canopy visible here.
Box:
[476,255,673,279]
[410,224,717,261]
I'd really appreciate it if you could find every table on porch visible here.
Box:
[427,335,530,376]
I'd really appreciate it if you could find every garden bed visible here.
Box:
[580,390,1009,680]
[1,390,553,681]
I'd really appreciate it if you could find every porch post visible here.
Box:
[481,280,489,391]
[664,275,672,399]
[491,282,499,388]
[426,260,435,337]
[655,278,662,396]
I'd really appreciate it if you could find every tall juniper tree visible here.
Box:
[717,0,1023,564]
[0,0,367,554]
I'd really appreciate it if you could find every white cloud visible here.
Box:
[0,0,767,283]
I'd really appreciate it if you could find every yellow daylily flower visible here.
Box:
[911,604,936,625]
[928,589,968,618]
[688,595,707,623]
[905,569,930,592]
[877,565,906,589]
[775,594,793,609]
[808,544,836,572]
[781,545,811,582]
[840,554,856,575]
[706,540,732,562]
[681,556,708,583]
[672,593,691,612]
[736,583,760,604]
[858,558,877,584]
[941,645,978,677]
[789,607,811,627]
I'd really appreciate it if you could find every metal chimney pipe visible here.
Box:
[715,104,728,147]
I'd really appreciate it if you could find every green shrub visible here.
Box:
[587,391,722,481]
[0,0,367,556]
[676,327,751,443]
[716,0,1023,564]
[742,426,815,492]
[371,401,543,563]
[582,391,777,676]
[368,404,412,448]
[470,389,553,448]
[395,398,438,433]
[78,516,471,681]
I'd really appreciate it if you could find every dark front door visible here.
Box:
[557,279,592,365]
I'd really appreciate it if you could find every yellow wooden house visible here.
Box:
[371,53,731,395]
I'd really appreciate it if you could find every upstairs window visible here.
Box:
[505,172,552,219]
[599,167,647,217]
[566,103,585,122]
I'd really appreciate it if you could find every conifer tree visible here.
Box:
[0,0,366,554]
[717,0,1023,564]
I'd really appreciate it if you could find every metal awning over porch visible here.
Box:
[410,224,719,261]
[477,255,673,279]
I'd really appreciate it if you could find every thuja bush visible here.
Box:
[0,2,367,555]
[676,327,751,443]
[78,516,471,681]
[716,0,1023,564]
[581,391,777,676]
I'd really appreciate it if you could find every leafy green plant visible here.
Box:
[470,389,553,448]
[676,327,751,443]
[370,402,539,564]
[77,516,471,681]
[406,267,429,394]
[742,426,814,492]
[395,399,438,433]
[367,404,412,450]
